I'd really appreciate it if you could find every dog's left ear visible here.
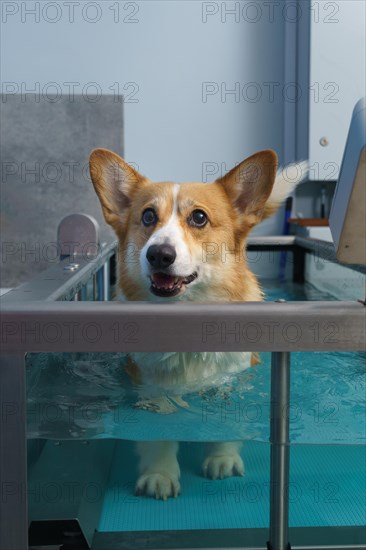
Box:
[217,149,278,226]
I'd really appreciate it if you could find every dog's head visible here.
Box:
[89,149,278,301]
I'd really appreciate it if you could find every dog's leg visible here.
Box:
[135,441,180,500]
[203,441,244,479]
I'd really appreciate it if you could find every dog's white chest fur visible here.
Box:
[129,351,252,388]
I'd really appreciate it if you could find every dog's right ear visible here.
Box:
[89,148,146,232]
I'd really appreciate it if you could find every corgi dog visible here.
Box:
[89,148,307,500]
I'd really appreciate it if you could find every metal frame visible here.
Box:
[1,231,365,550]
[0,353,28,550]
[91,527,366,550]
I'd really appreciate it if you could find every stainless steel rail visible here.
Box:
[2,235,364,306]
[1,300,365,353]
[2,234,365,305]
[1,240,116,303]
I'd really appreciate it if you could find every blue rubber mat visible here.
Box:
[97,441,365,532]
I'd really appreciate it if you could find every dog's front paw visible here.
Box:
[135,473,181,500]
[203,453,244,480]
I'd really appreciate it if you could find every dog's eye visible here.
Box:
[142,208,158,226]
[189,209,208,228]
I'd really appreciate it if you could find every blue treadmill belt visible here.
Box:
[98,441,365,532]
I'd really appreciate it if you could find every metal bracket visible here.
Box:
[57,213,100,259]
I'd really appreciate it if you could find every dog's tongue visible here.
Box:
[152,272,179,289]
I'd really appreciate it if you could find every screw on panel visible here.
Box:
[319,137,329,147]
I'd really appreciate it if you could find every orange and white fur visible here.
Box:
[89,148,307,500]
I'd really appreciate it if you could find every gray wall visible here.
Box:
[1,95,122,286]
[1,0,290,285]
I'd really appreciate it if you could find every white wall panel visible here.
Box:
[309,0,365,180]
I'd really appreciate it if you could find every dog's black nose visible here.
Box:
[146,244,176,269]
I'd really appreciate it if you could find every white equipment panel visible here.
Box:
[309,1,366,181]
[329,98,366,265]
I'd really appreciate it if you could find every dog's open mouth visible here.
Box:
[150,272,198,297]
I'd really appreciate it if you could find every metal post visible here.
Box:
[80,285,88,301]
[0,353,28,550]
[103,260,110,301]
[268,351,291,550]
[292,245,305,283]
[96,267,105,301]
[93,273,97,301]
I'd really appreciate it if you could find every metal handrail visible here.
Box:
[2,235,365,307]
[1,300,365,353]
[0,240,117,303]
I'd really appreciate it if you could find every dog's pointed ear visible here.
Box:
[89,148,146,231]
[216,150,278,226]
